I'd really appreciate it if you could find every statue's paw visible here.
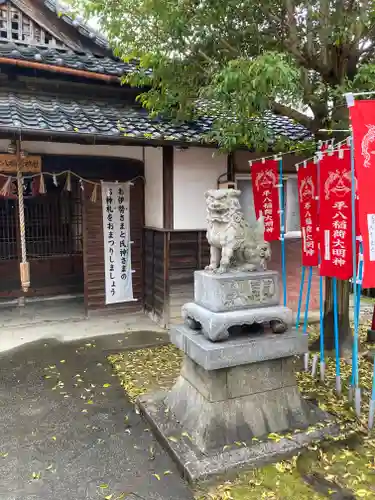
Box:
[217,266,228,274]
[270,320,287,334]
[205,265,217,272]
[239,263,257,272]
[246,264,257,271]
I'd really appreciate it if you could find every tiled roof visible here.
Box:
[0,90,312,144]
[44,0,109,49]
[257,111,312,141]
[0,42,138,77]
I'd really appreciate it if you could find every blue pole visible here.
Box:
[316,155,325,380]
[296,266,306,330]
[351,242,363,401]
[303,266,313,372]
[356,244,363,322]
[332,277,341,395]
[278,158,287,306]
[319,273,325,380]
[350,134,361,415]
[303,266,313,335]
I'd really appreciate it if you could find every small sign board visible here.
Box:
[0,154,42,173]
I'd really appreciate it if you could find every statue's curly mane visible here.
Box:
[206,193,247,226]
[226,197,247,224]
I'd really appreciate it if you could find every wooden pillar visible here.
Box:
[227,152,235,183]
[163,230,171,327]
[162,146,174,229]
[162,145,174,326]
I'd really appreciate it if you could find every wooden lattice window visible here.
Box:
[0,199,17,260]
[0,1,65,46]
[24,178,83,259]
[0,177,83,261]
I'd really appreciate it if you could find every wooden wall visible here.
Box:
[168,231,209,323]
[83,177,144,315]
[144,229,168,324]
[144,228,209,325]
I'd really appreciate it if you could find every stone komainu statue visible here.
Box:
[205,189,271,273]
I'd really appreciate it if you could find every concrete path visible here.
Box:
[0,298,165,353]
[0,332,193,500]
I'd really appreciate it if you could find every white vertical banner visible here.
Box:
[101,181,134,304]
[285,177,300,232]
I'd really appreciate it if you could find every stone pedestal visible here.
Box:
[138,326,337,482]
[138,270,336,482]
[194,269,280,311]
[182,270,292,341]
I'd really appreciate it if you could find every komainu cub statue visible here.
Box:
[205,189,271,274]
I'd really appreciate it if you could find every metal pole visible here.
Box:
[303,266,313,372]
[296,266,306,330]
[278,158,287,306]
[368,356,375,429]
[319,273,325,381]
[332,277,341,395]
[317,155,325,381]
[349,134,360,414]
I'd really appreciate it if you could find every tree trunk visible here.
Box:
[310,277,352,356]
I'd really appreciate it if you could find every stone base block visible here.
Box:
[194,269,280,312]
[170,324,308,370]
[164,355,324,453]
[140,328,332,482]
[182,302,293,341]
[138,391,338,483]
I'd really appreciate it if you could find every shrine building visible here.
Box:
[0,0,319,341]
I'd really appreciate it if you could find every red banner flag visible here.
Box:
[349,100,375,288]
[297,162,319,266]
[319,147,353,280]
[251,159,280,241]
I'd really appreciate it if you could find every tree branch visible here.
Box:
[319,0,330,67]
[271,101,313,130]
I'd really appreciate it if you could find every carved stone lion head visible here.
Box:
[205,189,242,223]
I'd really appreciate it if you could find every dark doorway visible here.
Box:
[0,175,83,299]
